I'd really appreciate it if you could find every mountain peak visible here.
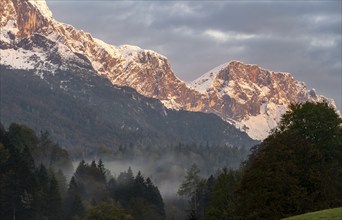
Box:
[189,60,259,94]
[1,0,337,141]
[1,0,52,39]
[188,60,338,139]
[27,0,53,19]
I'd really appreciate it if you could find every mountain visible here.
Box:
[0,0,203,108]
[0,0,256,157]
[189,61,337,139]
[0,0,337,140]
[1,66,256,156]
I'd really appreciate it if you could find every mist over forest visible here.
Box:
[73,142,249,198]
[1,102,341,220]
[1,0,341,218]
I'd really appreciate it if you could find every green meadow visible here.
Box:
[282,208,342,220]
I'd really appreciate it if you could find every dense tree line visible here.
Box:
[178,164,242,220]
[90,142,248,166]
[178,102,342,220]
[0,123,70,219]
[238,102,342,219]
[71,161,165,220]
[92,142,249,178]
[0,123,165,220]
[2,101,340,219]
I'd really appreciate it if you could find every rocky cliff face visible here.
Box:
[1,0,50,39]
[1,0,205,109]
[1,0,337,140]
[190,61,336,139]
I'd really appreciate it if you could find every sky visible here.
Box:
[45,0,341,111]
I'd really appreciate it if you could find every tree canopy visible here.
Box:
[238,102,342,219]
[0,122,165,220]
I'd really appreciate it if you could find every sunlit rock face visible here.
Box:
[190,61,337,140]
[1,0,50,38]
[1,0,336,140]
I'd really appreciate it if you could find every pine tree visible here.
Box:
[178,164,203,218]
[134,171,146,197]
[64,177,84,220]
[97,159,106,181]
[13,146,36,219]
[127,167,134,185]
[55,169,67,199]
[206,168,241,220]
[145,177,165,217]
[34,164,50,218]
[47,175,62,220]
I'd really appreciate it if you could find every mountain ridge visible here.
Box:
[1,65,257,156]
[1,0,258,155]
[0,0,337,140]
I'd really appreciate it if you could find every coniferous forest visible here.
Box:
[0,123,164,220]
[176,102,342,220]
[0,102,341,220]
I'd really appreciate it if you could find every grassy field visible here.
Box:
[282,207,342,220]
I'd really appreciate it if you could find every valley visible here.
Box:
[0,0,341,219]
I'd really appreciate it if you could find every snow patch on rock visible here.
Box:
[0,47,57,77]
[235,103,288,140]
[0,20,19,44]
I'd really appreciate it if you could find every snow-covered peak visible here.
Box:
[116,44,167,60]
[190,60,257,94]
[2,0,338,142]
[93,38,119,56]
[28,0,53,19]
[117,44,142,54]
[187,60,338,140]
[190,62,230,93]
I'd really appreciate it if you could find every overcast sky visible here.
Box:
[45,0,341,111]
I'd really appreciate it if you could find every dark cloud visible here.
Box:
[46,0,341,111]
